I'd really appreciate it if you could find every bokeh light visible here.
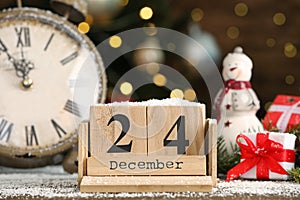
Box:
[273,12,286,26]
[78,22,90,34]
[234,3,248,17]
[266,38,276,47]
[170,89,184,99]
[109,35,122,48]
[120,82,133,95]
[146,62,160,75]
[139,7,153,20]
[143,23,157,36]
[153,73,167,87]
[191,8,204,22]
[226,26,239,39]
[167,42,176,52]
[285,75,295,85]
[85,14,94,25]
[184,89,196,101]
[284,42,297,58]
[120,0,129,7]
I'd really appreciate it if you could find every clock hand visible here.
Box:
[19,46,35,78]
[14,58,35,89]
[0,46,35,89]
[16,46,35,79]
[1,47,25,76]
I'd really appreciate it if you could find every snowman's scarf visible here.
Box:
[225,80,252,93]
[216,80,252,121]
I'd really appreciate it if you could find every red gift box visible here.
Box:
[263,95,300,132]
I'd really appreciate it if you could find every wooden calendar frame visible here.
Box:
[78,106,217,193]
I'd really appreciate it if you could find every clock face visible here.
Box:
[0,8,106,161]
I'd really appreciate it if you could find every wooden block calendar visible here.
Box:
[78,101,217,192]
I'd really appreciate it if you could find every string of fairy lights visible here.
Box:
[76,1,297,103]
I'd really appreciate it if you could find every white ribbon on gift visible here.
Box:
[268,100,300,131]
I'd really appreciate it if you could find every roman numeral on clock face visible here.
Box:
[60,52,78,65]
[25,125,38,146]
[51,119,67,138]
[15,27,31,47]
[64,100,82,117]
[44,33,54,51]
[0,119,13,142]
[0,39,7,52]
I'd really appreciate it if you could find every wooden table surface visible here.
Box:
[0,165,299,199]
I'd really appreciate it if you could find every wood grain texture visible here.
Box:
[80,175,214,192]
[90,104,205,158]
[147,105,205,156]
[206,119,217,186]
[80,104,217,192]
[77,122,89,184]
[90,105,147,158]
[86,155,206,176]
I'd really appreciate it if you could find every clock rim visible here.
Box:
[0,7,106,162]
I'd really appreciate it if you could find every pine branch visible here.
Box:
[263,116,280,132]
[288,124,300,168]
[288,124,300,141]
[288,167,300,183]
[217,136,240,175]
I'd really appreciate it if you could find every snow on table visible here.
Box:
[0,165,299,199]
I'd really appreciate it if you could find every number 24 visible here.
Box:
[107,114,189,154]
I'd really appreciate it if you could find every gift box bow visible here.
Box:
[226,133,295,181]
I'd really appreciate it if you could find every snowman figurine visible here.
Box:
[216,46,263,152]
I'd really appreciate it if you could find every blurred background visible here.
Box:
[1,0,299,119]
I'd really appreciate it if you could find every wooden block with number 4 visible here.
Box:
[147,105,205,156]
[90,105,147,158]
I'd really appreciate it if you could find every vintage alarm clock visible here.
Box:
[0,0,106,168]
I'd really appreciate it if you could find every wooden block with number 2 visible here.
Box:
[90,105,147,157]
